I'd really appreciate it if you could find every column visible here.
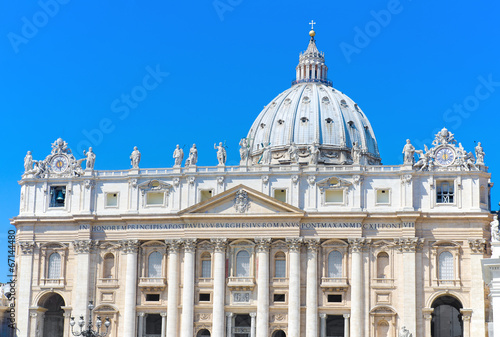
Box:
[395,237,422,335]
[166,240,181,337]
[287,237,303,337]
[305,238,319,337]
[468,239,486,336]
[460,309,472,337]
[161,312,167,337]
[250,312,257,337]
[62,308,72,337]
[181,239,196,337]
[422,308,433,337]
[137,312,145,337]
[319,313,327,337]
[73,240,94,321]
[348,238,366,337]
[18,242,35,337]
[343,314,350,337]
[122,239,140,337]
[226,312,233,337]
[211,238,227,337]
[255,237,271,337]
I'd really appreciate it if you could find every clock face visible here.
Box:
[435,147,455,166]
[50,155,69,173]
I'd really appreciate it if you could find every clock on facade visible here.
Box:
[435,146,455,166]
[50,155,69,173]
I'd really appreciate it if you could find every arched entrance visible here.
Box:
[272,330,286,337]
[233,314,251,337]
[431,296,463,337]
[197,329,211,337]
[40,293,65,337]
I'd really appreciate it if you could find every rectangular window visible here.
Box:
[105,193,118,207]
[273,294,286,302]
[327,294,342,303]
[376,189,390,204]
[200,190,213,202]
[146,192,164,206]
[49,186,66,208]
[201,259,211,278]
[275,259,286,278]
[274,189,287,203]
[145,294,160,302]
[325,190,343,203]
[437,181,454,203]
[199,293,211,302]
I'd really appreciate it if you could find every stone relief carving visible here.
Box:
[402,139,415,165]
[173,144,184,167]
[130,146,141,168]
[20,241,36,255]
[185,144,198,166]
[352,175,363,185]
[84,179,94,189]
[188,177,196,185]
[172,177,180,187]
[138,180,172,196]
[262,175,269,185]
[83,147,96,169]
[433,127,456,146]
[307,176,316,186]
[214,142,227,165]
[234,190,250,213]
[129,179,138,188]
[317,177,351,192]
[291,175,299,184]
[401,174,412,185]
[217,176,225,185]
[468,238,486,254]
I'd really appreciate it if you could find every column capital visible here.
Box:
[394,237,424,252]
[211,237,228,252]
[343,313,350,319]
[422,308,434,320]
[249,312,257,318]
[73,239,98,254]
[255,237,271,252]
[165,239,182,253]
[138,312,146,317]
[19,241,36,255]
[319,313,327,319]
[161,312,167,317]
[468,238,486,254]
[181,238,197,252]
[120,239,140,254]
[286,237,303,252]
[348,237,370,253]
[226,312,234,318]
[304,237,320,251]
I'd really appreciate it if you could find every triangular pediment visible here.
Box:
[179,184,304,217]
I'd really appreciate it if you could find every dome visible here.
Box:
[243,30,380,166]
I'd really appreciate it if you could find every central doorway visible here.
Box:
[233,314,251,337]
[431,296,463,337]
[327,315,344,337]
[41,293,65,337]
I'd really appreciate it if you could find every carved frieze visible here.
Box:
[234,190,250,213]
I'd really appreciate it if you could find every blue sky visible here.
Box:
[0,0,499,282]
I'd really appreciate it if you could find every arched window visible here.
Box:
[103,253,115,278]
[48,252,61,279]
[236,250,250,277]
[148,251,162,278]
[201,252,212,278]
[328,250,342,278]
[197,329,211,337]
[274,252,286,278]
[377,252,390,279]
[439,251,454,280]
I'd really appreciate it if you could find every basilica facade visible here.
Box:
[13,28,494,337]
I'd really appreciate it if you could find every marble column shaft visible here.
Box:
[181,239,196,337]
[250,312,257,337]
[161,313,167,337]
[226,312,233,337]
[305,239,319,337]
[343,314,350,337]
[18,242,35,337]
[122,240,139,337]
[212,238,227,337]
[349,238,366,337]
[166,240,180,337]
[319,313,327,337]
[287,237,302,337]
[256,238,271,337]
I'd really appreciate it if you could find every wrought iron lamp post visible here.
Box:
[70,301,111,337]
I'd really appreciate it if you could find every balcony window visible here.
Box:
[438,251,454,280]
[48,252,61,279]
[327,250,342,278]
[236,250,250,277]
[148,252,162,278]
[274,252,286,278]
[201,253,212,278]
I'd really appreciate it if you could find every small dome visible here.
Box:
[244,28,381,166]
